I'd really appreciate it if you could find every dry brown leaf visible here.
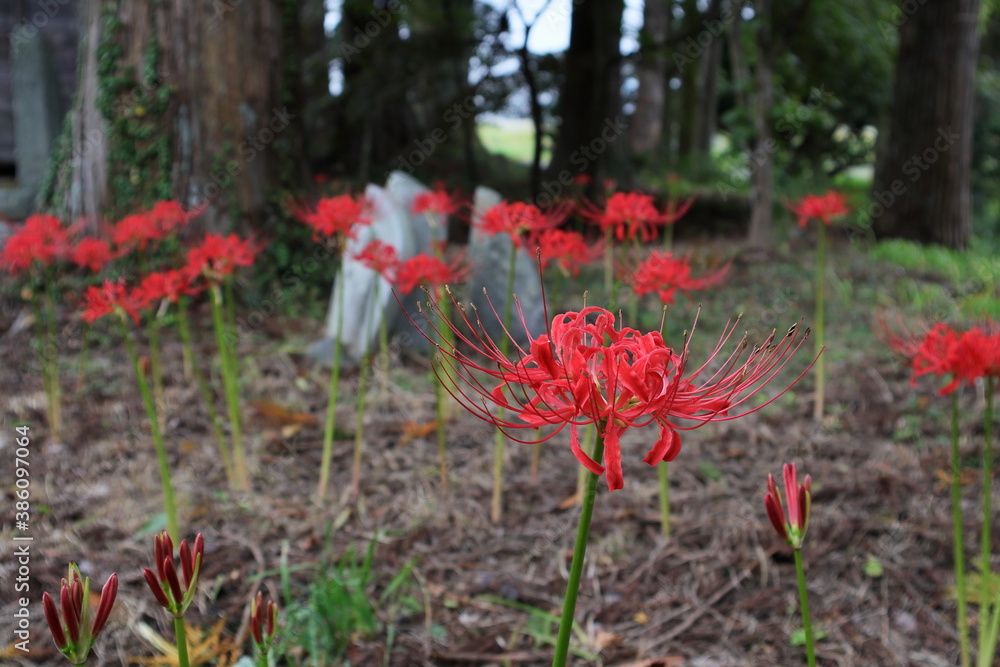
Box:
[399,419,437,445]
[249,400,318,426]
[612,657,686,667]
[934,468,978,493]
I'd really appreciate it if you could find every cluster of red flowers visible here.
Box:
[528,229,603,278]
[0,214,71,273]
[905,323,1000,394]
[586,192,693,243]
[412,184,465,219]
[81,232,259,324]
[628,251,730,306]
[478,200,567,240]
[351,239,467,294]
[421,300,814,491]
[789,190,850,228]
[292,193,370,240]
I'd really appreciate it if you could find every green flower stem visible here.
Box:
[173,615,190,667]
[122,322,179,543]
[210,285,247,491]
[352,277,380,498]
[983,377,995,577]
[603,228,614,303]
[352,352,371,498]
[30,286,54,435]
[317,264,346,501]
[147,311,165,420]
[177,296,233,486]
[434,372,449,488]
[575,425,597,503]
[628,237,642,327]
[553,430,606,667]
[491,243,519,523]
[42,269,62,440]
[175,297,194,380]
[378,278,391,396]
[76,321,91,393]
[256,649,270,667]
[980,377,997,667]
[793,548,817,667]
[662,220,674,250]
[657,462,671,538]
[813,223,826,422]
[952,392,971,667]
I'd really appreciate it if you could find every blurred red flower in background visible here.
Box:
[0,214,70,273]
[69,237,115,272]
[789,190,849,228]
[628,251,729,305]
[395,253,467,294]
[292,194,370,241]
[185,233,259,282]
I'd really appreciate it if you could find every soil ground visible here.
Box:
[0,236,991,666]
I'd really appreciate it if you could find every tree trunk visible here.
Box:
[44,0,308,232]
[630,0,670,158]
[746,0,774,248]
[547,0,625,186]
[695,3,723,157]
[676,0,700,160]
[872,0,980,249]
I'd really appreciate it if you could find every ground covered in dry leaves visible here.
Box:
[0,237,990,666]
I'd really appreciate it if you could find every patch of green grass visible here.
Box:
[275,535,421,667]
[477,119,551,166]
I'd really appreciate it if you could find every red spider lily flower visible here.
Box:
[0,214,71,273]
[413,184,465,218]
[185,233,259,282]
[82,279,143,324]
[69,237,115,272]
[415,296,814,491]
[133,269,202,310]
[250,592,278,651]
[573,173,592,187]
[292,194,370,241]
[42,564,118,665]
[789,190,850,228]
[585,192,690,243]
[143,531,205,618]
[529,228,603,277]
[628,251,730,306]
[354,239,400,282]
[149,200,201,233]
[765,463,812,550]
[477,201,566,240]
[395,252,468,294]
[111,212,165,253]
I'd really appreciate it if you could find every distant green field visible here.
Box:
[477,119,552,166]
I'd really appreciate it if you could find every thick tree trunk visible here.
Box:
[695,6,723,157]
[547,0,625,185]
[872,0,980,249]
[43,0,307,232]
[630,0,670,157]
[676,0,700,160]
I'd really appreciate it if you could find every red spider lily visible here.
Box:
[585,192,692,243]
[882,319,1000,394]
[250,592,278,650]
[0,214,71,273]
[789,190,849,228]
[395,252,467,294]
[477,200,566,241]
[292,194,370,241]
[111,212,165,253]
[765,463,812,549]
[82,279,143,324]
[415,297,814,491]
[529,229,603,277]
[142,531,205,618]
[149,200,201,233]
[573,174,592,187]
[628,251,729,306]
[185,233,259,282]
[354,239,400,281]
[69,237,115,272]
[413,184,465,218]
[133,269,202,309]
[42,564,118,664]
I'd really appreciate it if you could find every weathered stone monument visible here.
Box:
[0,31,64,219]
[466,186,547,345]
